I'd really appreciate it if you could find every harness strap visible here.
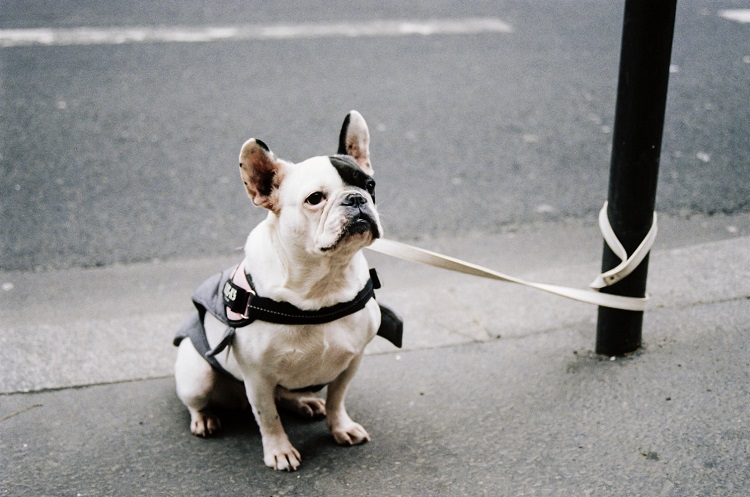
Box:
[174,312,233,375]
[223,265,380,327]
[205,267,395,359]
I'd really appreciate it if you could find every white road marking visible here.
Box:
[718,9,750,23]
[0,18,513,48]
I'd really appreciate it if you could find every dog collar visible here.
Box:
[222,261,380,327]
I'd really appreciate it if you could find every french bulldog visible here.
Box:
[174,111,383,471]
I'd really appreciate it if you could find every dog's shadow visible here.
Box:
[182,403,335,448]
[170,391,346,472]
[171,400,370,476]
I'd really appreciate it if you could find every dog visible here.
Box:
[174,111,394,471]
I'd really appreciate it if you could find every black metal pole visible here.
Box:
[596,0,677,356]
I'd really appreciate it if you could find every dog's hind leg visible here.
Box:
[276,388,327,418]
[175,339,231,437]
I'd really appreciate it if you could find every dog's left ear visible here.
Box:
[239,138,284,211]
[337,110,373,176]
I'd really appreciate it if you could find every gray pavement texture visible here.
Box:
[2,215,750,496]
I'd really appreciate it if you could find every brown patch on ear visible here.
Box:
[338,110,373,176]
[238,138,283,211]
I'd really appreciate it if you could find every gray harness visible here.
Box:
[174,264,402,381]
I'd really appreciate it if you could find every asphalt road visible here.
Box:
[1,0,748,271]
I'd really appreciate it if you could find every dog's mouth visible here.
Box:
[347,218,374,236]
[321,215,380,252]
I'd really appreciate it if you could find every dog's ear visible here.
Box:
[337,110,373,176]
[239,138,284,211]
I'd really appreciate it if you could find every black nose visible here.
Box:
[342,193,367,207]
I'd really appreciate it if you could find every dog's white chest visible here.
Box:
[207,302,378,389]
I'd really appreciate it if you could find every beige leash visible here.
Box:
[367,203,657,312]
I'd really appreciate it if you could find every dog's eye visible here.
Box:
[305,192,326,206]
[365,179,376,195]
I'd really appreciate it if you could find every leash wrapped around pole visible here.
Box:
[590,201,658,290]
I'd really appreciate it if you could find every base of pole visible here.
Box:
[595,307,642,356]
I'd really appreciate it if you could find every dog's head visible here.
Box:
[239,111,382,256]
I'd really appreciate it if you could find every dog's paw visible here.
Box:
[294,396,327,418]
[263,440,302,471]
[278,393,327,418]
[329,420,371,446]
[190,411,221,437]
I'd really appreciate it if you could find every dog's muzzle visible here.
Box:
[342,193,380,238]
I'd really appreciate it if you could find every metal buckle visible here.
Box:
[241,288,256,319]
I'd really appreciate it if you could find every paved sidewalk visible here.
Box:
[1,214,749,496]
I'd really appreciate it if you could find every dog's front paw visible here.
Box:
[263,437,302,471]
[328,419,371,446]
[190,410,221,437]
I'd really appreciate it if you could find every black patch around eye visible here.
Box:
[328,155,376,201]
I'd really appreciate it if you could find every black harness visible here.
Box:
[174,264,403,382]
[222,266,379,328]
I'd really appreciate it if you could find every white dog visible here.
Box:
[174,111,400,471]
